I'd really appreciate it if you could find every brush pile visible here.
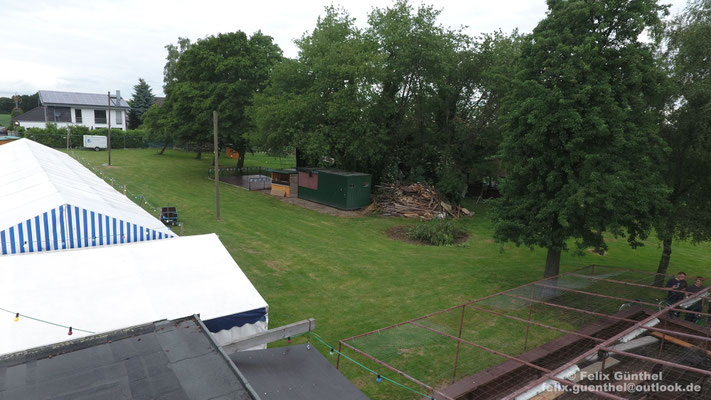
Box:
[371,183,470,219]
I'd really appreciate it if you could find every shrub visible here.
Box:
[407,218,459,246]
[16,125,146,148]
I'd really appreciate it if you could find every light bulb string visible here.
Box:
[68,150,161,214]
[0,307,95,334]
[308,332,435,399]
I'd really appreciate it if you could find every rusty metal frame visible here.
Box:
[340,265,711,400]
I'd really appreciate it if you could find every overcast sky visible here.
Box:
[0,0,686,100]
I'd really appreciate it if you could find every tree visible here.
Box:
[141,103,173,155]
[164,31,282,162]
[653,0,711,284]
[163,37,192,90]
[493,0,669,278]
[250,1,514,201]
[127,78,155,129]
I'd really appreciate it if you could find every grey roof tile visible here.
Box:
[0,317,254,400]
[39,90,130,109]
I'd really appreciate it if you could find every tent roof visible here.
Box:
[0,233,268,355]
[0,139,172,238]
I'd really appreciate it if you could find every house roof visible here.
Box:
[11,106,46,122]
[39,90,130,109]
[0,316,257,400]
[0,233,268,355]
[231,344,369,400]
[154,96,166,106]
[0,138,174,250]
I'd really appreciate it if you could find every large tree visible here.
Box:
[250,1,515,201]
[493,0,669,278]
[127,78,155,129]
[653,0,711,284]
[165,31,282,162]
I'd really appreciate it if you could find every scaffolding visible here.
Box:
[340,265,711,400]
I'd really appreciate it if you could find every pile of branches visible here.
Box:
[370,182,470,219]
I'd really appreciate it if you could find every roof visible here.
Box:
[39,90,130,109]
[230,344,369,400]
[0,139,174,254]
[10,106,46,122]
[0,233,268,355]
[298,168,370,177]
[154,96,166,106]
[0,316,257,400]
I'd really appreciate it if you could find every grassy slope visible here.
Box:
[70,148,711,399]
[0,114,10,128]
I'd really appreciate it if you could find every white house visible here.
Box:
[12,90,130,130]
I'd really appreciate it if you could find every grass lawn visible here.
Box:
[0,113,10,128]
[68,148,711,399]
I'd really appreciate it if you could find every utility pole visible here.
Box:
[213,111,220,221]
[107,91,112,166]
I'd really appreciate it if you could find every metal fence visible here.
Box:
[340,265,711,400]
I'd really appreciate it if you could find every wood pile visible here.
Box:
[372,183,470,219]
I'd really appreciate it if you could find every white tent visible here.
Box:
[0,233,268,355]
[0,139,174,256]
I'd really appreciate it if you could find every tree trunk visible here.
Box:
[235,144,246,169]
[296,148,307,168]
[158,140,169,155]
[654,237,673,287]
[544,247,561,278]
[195,146,202,160]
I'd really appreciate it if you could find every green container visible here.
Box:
[297,168,372,210]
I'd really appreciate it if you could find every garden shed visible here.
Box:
[270,168,298,197]
[298,168,371,210]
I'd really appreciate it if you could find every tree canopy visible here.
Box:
[250,1,518,202]
[163,31,282,162]
[653,0,711,283]
[128,78,155,129]
[493,0,669,277]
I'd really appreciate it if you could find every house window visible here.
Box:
[47,106,71,122]
[116,110,123,125]
[75,109,82,123]
[94,110,106,124]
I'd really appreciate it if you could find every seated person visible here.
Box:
[685,277,706,322]
[665,272,687,318]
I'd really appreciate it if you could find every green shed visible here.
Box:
[298,168,372,210]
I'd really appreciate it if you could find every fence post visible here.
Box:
[123,185,127,195]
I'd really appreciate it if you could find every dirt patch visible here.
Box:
[264,259,288,274]
[385,225,469,246]
[586,248,607,256]
[280,197,363,218]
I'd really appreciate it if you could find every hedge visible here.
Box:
[17,124,147,149]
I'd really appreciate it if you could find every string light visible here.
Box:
[1,307,94,335]
[308,332,436,399]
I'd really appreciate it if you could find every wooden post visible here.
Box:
[107,91,112,166]
[179,222,184,236]
[213,111,220,221]
[123,184,127,195]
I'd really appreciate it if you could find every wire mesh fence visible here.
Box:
[341,265,711,400]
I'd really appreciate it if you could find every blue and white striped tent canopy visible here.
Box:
[0,139,174,256]
[0,233,268,355]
